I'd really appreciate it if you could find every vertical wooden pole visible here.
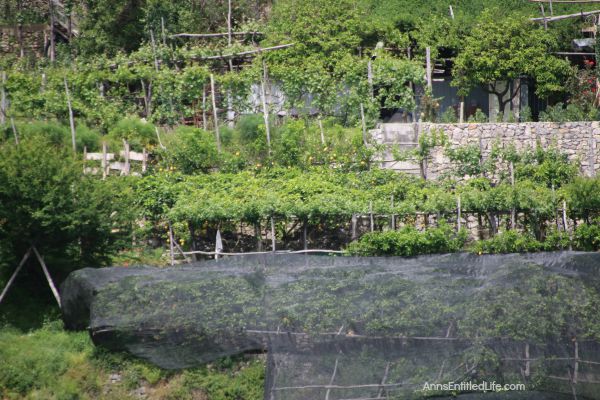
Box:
[168,223,175,266]
[11,118,18,145]
[102,141,108,179]
[457,195,462,231]
[549,0,554,16]
[459,97,465,123]
[256,221,263,251]
[64,77,77,153]
[227,0,233,47]
[318,117,325,144]
[142,148,147,173]
[32,247,61,308]
[0,71,6,126]
[271,216,276,252]
[360,103,367,145]
[49,0,55,62]
[150,30,160,71]
[524,343,530,378]
[161,17,167,45]
[303,220,308,250]
[141,80,149,117]
[391,195,396,230]
[369,201,374,232]
[83,146,87,173]
[426,47,432,90]
[574,340,579,384]
[449,5,455,19]
[540,5,548,30]
[351,214,358,241]
[261,59,271,155]
[0,248,32,305]
[123,140,130,176]
[155,127,165,149]
[367,59,374,99]
[202,86,208,131]
[510,161,516,229]
[210,74,221,152]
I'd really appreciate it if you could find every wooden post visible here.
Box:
[367,59,374,99]
[168,223,175,266]
[457,195,462,231]
[64,77,77,153]
[391,195,396,230]
[49,0,55,62]
[0,71,6,125]
[510,161,516,229]
[11,118,18,145]
[202,86,208,131]
[271,216,276,252]
[261,59,272,155]
[563,200,573,250]
[150,30,160,72]
[0,248,32,305]
[360,103,367,145]
[540,5,548,30]
[574,339,579,384]
[83,146,87,173]
[318,117,325,144]
[123,140,130,175]
[210,74,221,152]
[324,358,339,400]
[161,16,167,45]
[101,142,108,179]
[549,0,554,16]
[459,98,465,123]
[32,247,61,307]
[227,0,233,47]
[426,47,432,90]
[303,220,308,250]
[256,221,263,251]
[449,5,455,19]
[142,148,148,173]
[351,214,358,241]
[141,80,149,117]
[369,201,374,232]
[155,127,165,149]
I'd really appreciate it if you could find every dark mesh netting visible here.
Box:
[61,253,600,399]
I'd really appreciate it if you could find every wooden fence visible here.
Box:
[83,141,148,178]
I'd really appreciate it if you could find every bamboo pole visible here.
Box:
[369,201,374,232]
[261,59,271,155]
[64,77,77,153]
[531,9,600,23]
[49,0,55,62]
[457,195,462,231]
[150,30,160,72]
[161,17,167,45]
[510,161,516,229]
[0,248,32,305]
[391,195,396,230]
[123,140,130,175]
[171,32,263,38]
[210,74,221,152]
[102,142,108,179]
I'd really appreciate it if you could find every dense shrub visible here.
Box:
[108,117,157,151]
[573,222,600,252]
[159,127,220,174]
[346,223,468,256]
[470,230,543,254]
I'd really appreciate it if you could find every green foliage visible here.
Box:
[0,135,132,270]
[539,102,599,123]
[467,108,488,123]
[470,230,543,254]
[573,222,600,251]
[346,223,468,256]
[0,320,265,400]
[439,107,458,124]
[159,127,220,174]
[565,177,600,222]
[452,10,571,107]
[108,117,157,151]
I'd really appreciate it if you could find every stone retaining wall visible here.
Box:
[373,122,600,179]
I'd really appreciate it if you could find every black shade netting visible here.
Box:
[61,253,600,399]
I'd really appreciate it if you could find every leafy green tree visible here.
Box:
[452,11,571,115]
[0,135,132,272]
